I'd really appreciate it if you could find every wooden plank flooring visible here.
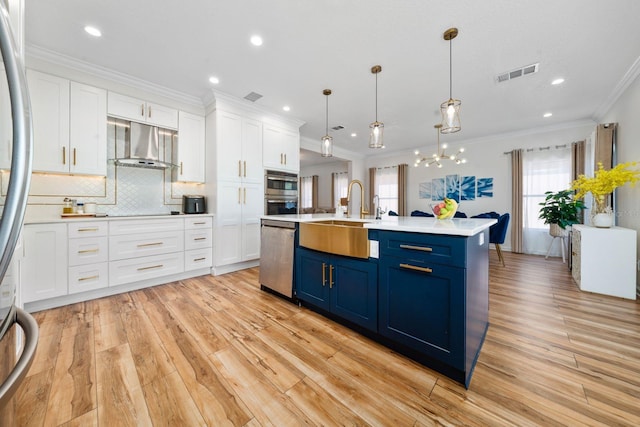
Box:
[14,252,640,426]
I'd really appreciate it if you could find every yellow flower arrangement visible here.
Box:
[571,161,640,212]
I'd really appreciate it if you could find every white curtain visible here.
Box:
[375,166,398,216]
[332,172,349,206]
[300,175,313,209]
[522,147,571,256]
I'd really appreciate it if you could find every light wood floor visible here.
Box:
[14,252,640,426]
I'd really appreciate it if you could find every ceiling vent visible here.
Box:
[496,63,539,83]
[331,125,344,131]
[244,92,263,102]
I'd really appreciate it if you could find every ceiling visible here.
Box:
[24,0,640,163]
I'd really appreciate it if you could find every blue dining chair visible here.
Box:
[472,212,509,266]
[410,210,434,217]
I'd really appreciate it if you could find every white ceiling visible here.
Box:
[24,0,640,163]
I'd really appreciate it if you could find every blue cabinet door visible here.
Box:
[331,256,378,331]
[379,255,465,368]
[295,247,330,310]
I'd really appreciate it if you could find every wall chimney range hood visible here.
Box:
[112,120,177,170]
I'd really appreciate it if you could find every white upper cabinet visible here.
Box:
[107,92,178,129]
[27,69,70,174]
[215,111,263,183]
[70,82,107,175]
[241,117,264,183]
[27,70,107,175]
[176,111,205,183]
[263,123,300,173]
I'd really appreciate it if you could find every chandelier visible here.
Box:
[321,89,333,157]
[440,27,461,134]
[369,65,384,149]
[414,124,466,168]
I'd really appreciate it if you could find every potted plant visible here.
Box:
[571,161,640,227]
[538,189,585,236]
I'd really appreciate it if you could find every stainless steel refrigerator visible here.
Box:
[0,0,39,421]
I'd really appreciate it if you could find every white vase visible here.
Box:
[592,212,613,228]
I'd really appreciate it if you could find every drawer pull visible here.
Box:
[322,262,327,286]
[329,264,334,288]
[78,275,99,282]
[194,222,206,225]
[78,227,99,232]
[194,237,207,241]
[400,263,433,274]
[78,248,99,254]
[399,244,433,252]
[193,257,206,262]
[137,242,163,248]
[137,264,163,271]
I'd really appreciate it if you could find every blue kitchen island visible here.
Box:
[262,214,496,388]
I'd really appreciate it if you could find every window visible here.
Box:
[374,166,398,216]
[300,176,313,209]
[332,172,349,206]
[522,147,571,255]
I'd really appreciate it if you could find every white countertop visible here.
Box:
[24,213,214,225]
[262,213,496,236]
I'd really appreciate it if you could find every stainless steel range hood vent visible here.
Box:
[111,120,177,170]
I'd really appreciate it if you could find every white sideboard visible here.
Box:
[571,225,637,300]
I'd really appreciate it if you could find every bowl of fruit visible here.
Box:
[430,198,458,220]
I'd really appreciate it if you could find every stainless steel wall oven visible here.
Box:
[265,170,298,215]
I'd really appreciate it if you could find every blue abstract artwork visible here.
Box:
[419,182,432,199]
[431,178,445,200]
[445,174,460,202]
[461,176,476,201]
[477,177,494,198]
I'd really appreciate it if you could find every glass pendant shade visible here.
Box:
[369,121,384,148]
[321,134,333,157]
[321,89,333,157]
[440,98,461,134]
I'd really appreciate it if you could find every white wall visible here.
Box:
[300,160,348,208]
[365,122,595,251]
[600,71,640,288]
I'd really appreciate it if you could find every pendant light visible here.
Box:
[321,89,333,157]
[369,65,384,149]
[414,124,466,168]
[440,28,461,134]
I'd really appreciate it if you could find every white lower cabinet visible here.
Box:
[21,223,68,303]
[68,263,109,295]
[109,252,184,287]
[67,221,109,295]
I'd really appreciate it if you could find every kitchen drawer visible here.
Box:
[68,221,108,238]
[68,262,109,294]
[185,248,212,271]
[185,216,212,230]
[378,230,467,268]
[109,230,184,261]
[185,228,212,250]
[69,236,108,266]
[109,218,184,236]
[109,252,184,287]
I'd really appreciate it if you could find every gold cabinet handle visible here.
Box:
[400,263,433,273]
[194,222,206,225]
[148,105,152,118]
[238,187,241,204]
[238,160,242,177]
[243,160,247,177]
[77,248,99,254]
[180,161,183,175]
[78,275,99,282]
[137,242,163,248]
[280,153,283,164]
[399,244,433,252]
[62,146,66,165]
[141,104,145,117]
[194,237,207,241]
[77,227,99,232]
[322,262,326,286]
[243,188,246,204]
[137,264,163,271]
[329,264,334,288]
[284,153,287,165]
[73,148,77,165]
[193,257,206,262]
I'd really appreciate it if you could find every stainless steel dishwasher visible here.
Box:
[259,219,296,298]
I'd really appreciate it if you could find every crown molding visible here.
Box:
[593,54,640,121]
[26,44,203,107]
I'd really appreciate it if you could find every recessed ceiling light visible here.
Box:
[543,112,553,118]
[282,106,290,112]
[250,35,263,46]
[84,26,102,37]
[351,133,357,137]
[551,78,565,85]
[208,76,219,84]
